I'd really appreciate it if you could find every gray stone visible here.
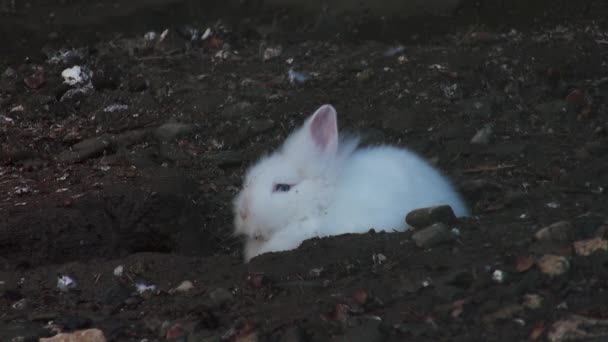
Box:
[57,136,112,163]
[534,221,573,242]
[356,69,374,83]
[406,205,457,228]
[536,255,569,277]
[470,124,493,145]
[482,304,524,324]
[113,129,149,147]
[249,119,275,134]
[411,223,455,248]
[206,288,234,309]
[153,122,194,142]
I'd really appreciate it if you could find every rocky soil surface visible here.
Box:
[1,1,608,341]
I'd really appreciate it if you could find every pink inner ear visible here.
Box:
[310,105,338,153]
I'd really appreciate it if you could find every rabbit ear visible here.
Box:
[307,104,338,155]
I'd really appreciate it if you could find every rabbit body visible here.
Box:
[233,104,468,262]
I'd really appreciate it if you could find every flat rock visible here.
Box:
[548,315,608,342]
[40,328,106,342]
[57,136,112,163]
[406,205,457,228]
[535,221,574,242]
[153,122,194,142]
[482,304,524,324]
[573,237,608,256]
[411,223,454,248]
[536,255,569,277]
[206,288,234,309]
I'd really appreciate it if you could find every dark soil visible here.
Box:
[1,1,608,341]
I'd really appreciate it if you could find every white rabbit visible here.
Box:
[233,104,469,262]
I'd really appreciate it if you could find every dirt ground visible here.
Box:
[1,1,608,341]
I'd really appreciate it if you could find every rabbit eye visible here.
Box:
[273,183,291,192]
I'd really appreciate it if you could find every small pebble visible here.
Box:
[57,275,77,292]
[523,294,543,309]
[470,124,493,144]
[40,328,106,342]
[171,280,194,293]
[135,282,157,295]
[536,255,569,277]
[372,253,387,265]
[573,237,608,256]
[207,288,234,309]
[412,223,454,248]
[492,270,506,283]
[406,205,457,228]
[356,68,374,82]
[535,221,573,242]
[262,45,282,61]
[113,265,124,277]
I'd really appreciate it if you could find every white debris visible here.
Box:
[61,65,91,86]
[492,270,505,283]
[103,104,129,112]
[159,29,169,42]
[471,124,493,145]
[113,265,124,277]
[288,68,310,84]
[169,280,194,294]
[12,298,28,310]
[309,267,324,277]
[546,202,560,209]
[383,45,405,57]
[429,64,447,71]
[201,28,212,40]
[372,253,387,265]
[57,274,77,292]
[14,185,31,195]
[144,31,157,41]
[10,105,24,113]
[262,45,282,61]
[1,115,14,124]
[135,282,157,294]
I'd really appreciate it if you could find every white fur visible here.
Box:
[233,104,469,262]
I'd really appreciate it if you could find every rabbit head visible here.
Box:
[233,104,358,244]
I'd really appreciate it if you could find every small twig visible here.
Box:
[462,164,516,174]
